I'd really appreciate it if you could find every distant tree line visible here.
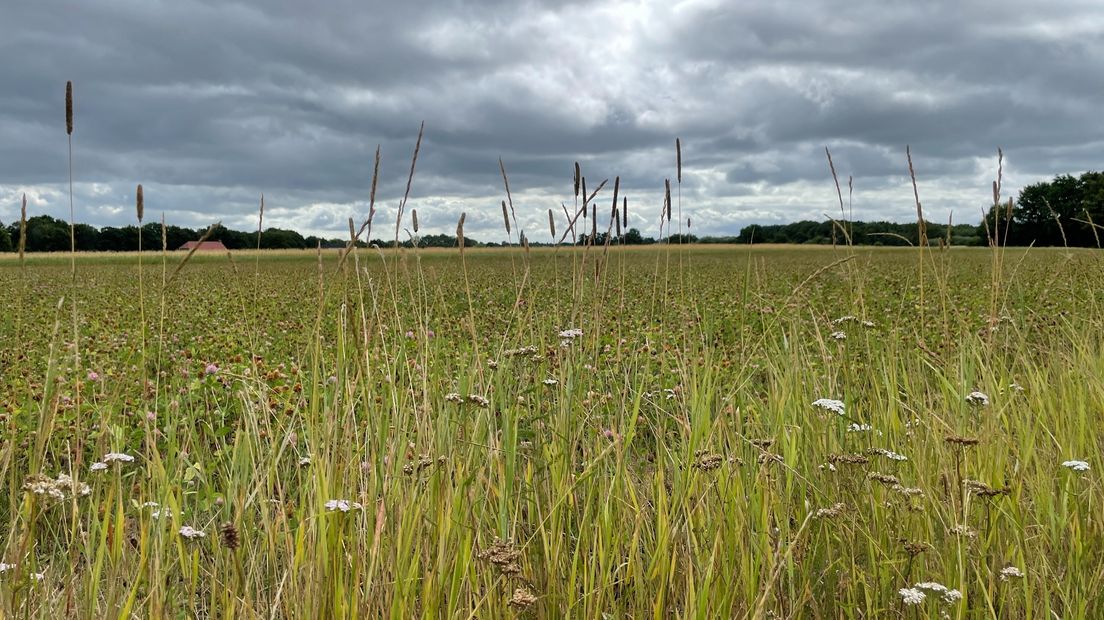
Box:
[736,220,983,246]
[980,171,1104,247]
[4,172,1101,252]
[0,216,347,252]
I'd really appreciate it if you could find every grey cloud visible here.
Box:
[1,0,1102,241]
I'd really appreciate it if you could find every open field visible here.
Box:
[1,244,1103,617]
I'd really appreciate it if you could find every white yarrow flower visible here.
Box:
[1062,460,1090,472]
[178,526,206,539]
[0,563,15,573]
[913,582,963,604]
[90,462,108,472]
[812,398,845,416]
[870,448,908,462]
[829,331,846,341]
[899,587,926,605]
[542,378,559,386]
[999,565,1024,581]
[324,499,363,512]
[103,453,135,464]
[847,423,873,433]
[965,391,989,406]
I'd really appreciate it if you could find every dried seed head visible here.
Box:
[508,587,537,610]
[945,435,980,447]
[611,176,620,215]
[457,212,466,250]
[868,472,900,486]
[693,451,724,471]
[219,521,240,551]
[814,502,847,519]
[581,177,587,211]
[412,208,419,232]
[622,196,627,227]
[901,539,931,557]
[573,162,581,198]
[676,137,682,183]
[501,200,510,235]
[828,453,870,465]
[591,204,597,239]
[548,208,555,239]
[19,194,27,261]
[664,179,672,222]
[477,537,521,573]
[136,184,144,222]
[65,81,73,135]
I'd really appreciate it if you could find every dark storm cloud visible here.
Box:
[1,0,1102,238]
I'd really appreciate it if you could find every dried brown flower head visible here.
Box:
[220,521,240,551]
[868,472,900,486]
[693,451,724,471]
[508,587,538,610]
[945,435,980,447]
[477,537,521,574]
[828,453,870,465]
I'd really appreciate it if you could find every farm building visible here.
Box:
[177,241,228,251]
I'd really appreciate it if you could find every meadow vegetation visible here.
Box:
[1,241,1103,618]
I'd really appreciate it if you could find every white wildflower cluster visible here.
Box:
[0,563,16,574]
[829,331,847,341]
[444,392,490,407]
[832,315,857,325]
[91,452,137,471]
[812,398,846,416]
[178,526,206,539]
[1008,382,1024,393]
[23,473,90,502]
[869,448,908,462]
[1062,460,1090,472]
[503,345,538,358]
[965,391,990,406]
[542,378,559,386]
[298,456,312,467]
[558,328,583,347]
[847,423,874,433]
[324,499,364,512]
[913,582,963,604]
[899,588,925,605]
[999,565,1025,581]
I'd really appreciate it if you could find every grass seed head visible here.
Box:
[65,81,73,135]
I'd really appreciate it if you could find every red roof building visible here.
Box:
[177,241,228,251]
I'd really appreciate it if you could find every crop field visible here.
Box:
[1,244,1103,617]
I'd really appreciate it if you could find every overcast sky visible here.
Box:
[2,0,1102,242]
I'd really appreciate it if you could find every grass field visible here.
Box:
[1,243,1102,617]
